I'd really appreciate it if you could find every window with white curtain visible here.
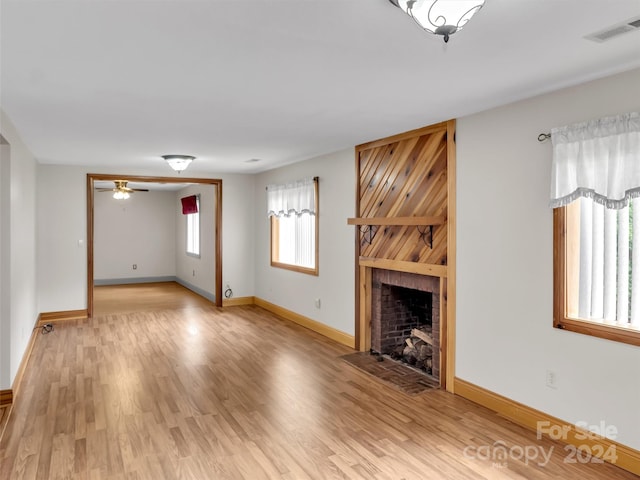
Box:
[267,177,318,275]
[552,112,640,345]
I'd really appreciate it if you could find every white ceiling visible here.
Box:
[2,0,640,174]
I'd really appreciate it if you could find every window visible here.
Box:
[552,112,640,346]
[186,196,200,257]
[267,177,318,275]
[271,211,316,272]
[555,198,640,345]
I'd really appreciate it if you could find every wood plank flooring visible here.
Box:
[0,406,6,436]
[0,285,637,479]
[93,282,214,317]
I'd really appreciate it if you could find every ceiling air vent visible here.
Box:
[585,16,640,43]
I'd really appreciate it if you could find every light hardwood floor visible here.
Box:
[93,282,215,317]
[0,284,637,479]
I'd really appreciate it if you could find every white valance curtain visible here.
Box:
[549,111,640,210]
[267,177,316,217]
[550,112,640,325]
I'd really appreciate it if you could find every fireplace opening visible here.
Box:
[380,286,435,374]
[371,270,440,383]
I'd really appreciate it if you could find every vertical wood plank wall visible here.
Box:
[353,120,456,391]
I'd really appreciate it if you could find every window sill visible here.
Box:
[270,261,318,276]
[555,316,640,347]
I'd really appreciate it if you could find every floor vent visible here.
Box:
[585,16,640,42]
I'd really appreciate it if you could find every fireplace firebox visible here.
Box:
[371,269,440,381]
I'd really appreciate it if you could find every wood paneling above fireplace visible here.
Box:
[356,126,448,264]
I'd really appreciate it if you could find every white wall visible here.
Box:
[254,149,355,335]
[220,175,256,299]
[0,110,37,388]
[456,67,640,449]
[94,190,176,281]
[36,165,255,312]
[37,166,90,312]
[175,185,216,299]
[0,141,10,389]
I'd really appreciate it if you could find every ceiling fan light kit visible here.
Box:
[113,190,130,200]
[162,154,195,172]
[96,180,149,200]
[389,0,485,43]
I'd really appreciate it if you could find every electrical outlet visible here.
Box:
[132,264,137,270]
[192,269,196,277]
[545,370,557,389]
[314,298,321,309]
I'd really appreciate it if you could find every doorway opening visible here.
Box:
[86,174,223,317]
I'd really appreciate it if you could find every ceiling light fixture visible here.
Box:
[162,154,195,172]
[389,0,485,43]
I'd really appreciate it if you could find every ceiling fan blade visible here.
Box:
[131,188,149,192]
[96,188,115,192]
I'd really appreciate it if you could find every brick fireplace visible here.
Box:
[371,269,440,381]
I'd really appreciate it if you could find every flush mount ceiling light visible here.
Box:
[162,154,195,172]
[389,0,485,43]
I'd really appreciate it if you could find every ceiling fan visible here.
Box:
[96,180,149,199]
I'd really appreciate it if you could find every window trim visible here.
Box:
[269,180,319,276]
[553,206,640,346]
[186,195,200,258]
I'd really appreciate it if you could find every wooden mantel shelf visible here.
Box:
[347,215,445,226]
